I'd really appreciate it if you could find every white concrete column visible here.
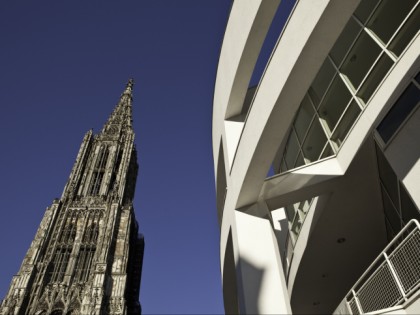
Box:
[235,210,291,314]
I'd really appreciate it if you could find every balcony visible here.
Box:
[334,219,420,314]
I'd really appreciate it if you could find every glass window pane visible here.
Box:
[384,216,396,243]
[367,0,417,45]
[388,5,420,57]
[320,143,335,159]
[294,95,315,142]
[284,130,300,169]
[330,17,362,66]
[341,32,382,90]
[376,145,399,208]
[357,52,394,104]
[302,120,328,163]
[377,83,420,143]
[318,77,352,134]
[381,186,402,233]
[400,183,420,224]
[300,199,313,213]
[354,0,380,24]
[280,158,287,173]
[308,58,336,107]
[286,234,295,259]
[285,204,296,223]
[291,216,303,240]
[297,208,306,222]
[331,100,361,150]
[294,152,305,168]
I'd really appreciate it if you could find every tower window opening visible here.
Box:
[89,146,109,196]
[58,221,76,245]
[74,246,96,283]
[74,211,101,283]
[109,150,123,193]
[50,247,71,283]
[83,222,99,244]
[48,213,78,283]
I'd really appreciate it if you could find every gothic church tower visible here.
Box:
[0,80,144,315]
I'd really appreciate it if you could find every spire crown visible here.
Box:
[101,79,135,135]
[123,78,134,96]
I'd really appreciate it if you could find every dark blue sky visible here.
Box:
[0,1,295,313]
[0,2,231,314]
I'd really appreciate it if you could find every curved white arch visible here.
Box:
[213,0,420,313]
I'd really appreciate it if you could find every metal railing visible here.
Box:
[334,219,420,314]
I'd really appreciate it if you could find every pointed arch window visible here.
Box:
[74,210,102,283]
[50,248,71,283]
[49,212,77,283]
[89,146,109,196]
[58,222,76,245]
[109,149,122,193]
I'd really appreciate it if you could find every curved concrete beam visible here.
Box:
[212,0,280,172]
[231,0,361,208]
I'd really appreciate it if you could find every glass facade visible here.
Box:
[377,75,420,143]
[285,198,314,246]
[375,144,420,241]
[282,198,314,278]
[278,0,419,174]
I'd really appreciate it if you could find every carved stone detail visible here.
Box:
[95,264,107,273]
[0,81,143,315]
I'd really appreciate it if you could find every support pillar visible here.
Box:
[234,210,292,314]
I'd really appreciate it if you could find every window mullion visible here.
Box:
[385,1,419,49]
[364,27,397,62]
[412,77,420,89]
[320,56,340,107]
[354,50,389,97]
[329,97,354,137]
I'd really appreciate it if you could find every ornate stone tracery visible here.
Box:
[0,80,144,315]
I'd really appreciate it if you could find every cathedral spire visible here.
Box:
[102,79,134,134]
[123,78,134,96]
[0,80,143,315]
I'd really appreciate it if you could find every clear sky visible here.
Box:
[0,1,231,313]
[0,1,294,314]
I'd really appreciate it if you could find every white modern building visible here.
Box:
[212,0,420,314]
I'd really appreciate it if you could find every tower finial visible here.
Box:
[101,80,134,134]
[123,78,134,95]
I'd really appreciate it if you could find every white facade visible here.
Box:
[212,0,420,314]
